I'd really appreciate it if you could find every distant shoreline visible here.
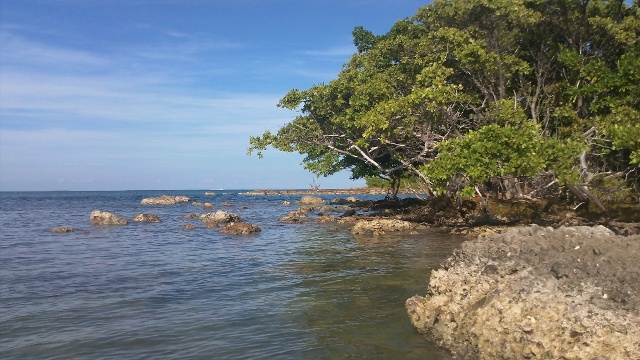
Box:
[240,188,398,196]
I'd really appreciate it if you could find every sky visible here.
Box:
[0,0,430,191]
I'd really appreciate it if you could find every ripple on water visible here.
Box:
[0,191,460,359]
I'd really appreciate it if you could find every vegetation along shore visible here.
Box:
[246,0,640,358]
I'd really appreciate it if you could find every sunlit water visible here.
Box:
[0,191,463,359]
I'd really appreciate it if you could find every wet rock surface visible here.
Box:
[299,196,325,205]
[351,218,416,236]
[132,213,161,223]
[406,225,640,359]
[141,195,191,205]
[219,222,261,235]
[51,226,75,233]
[199,210,241,225]
[89,210,128,225]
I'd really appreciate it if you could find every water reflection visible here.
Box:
[285,225,462,359]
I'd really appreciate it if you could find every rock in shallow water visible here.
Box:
[219,222,261,235]
[51,226,75,233]
[406,225,640,359]
[141,195,191,205]
[351,219,414,236]
[132,213,161,223]
[199,210,241,224]
[89,210,128,225]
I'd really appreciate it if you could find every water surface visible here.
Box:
[0,191,463,359]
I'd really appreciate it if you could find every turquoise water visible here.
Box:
[0,191,462,359]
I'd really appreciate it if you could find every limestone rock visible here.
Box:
[219,222,261,235]
[141,195,191,205]
[199,210,241,225]
[300,196,324,205]
[406,225,640,360]
[279,210,307,223]
[132,213,161,223]
[90,210,128,225]
[351,219,413,236]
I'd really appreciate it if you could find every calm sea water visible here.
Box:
[0,190,463,359]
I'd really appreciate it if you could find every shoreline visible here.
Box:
[269,193,639,358]
[239,187,397,196]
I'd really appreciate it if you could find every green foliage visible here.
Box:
[365,176,389,188]
[422,122,583,195]
[248,0,639,195]
[590,173,636,203]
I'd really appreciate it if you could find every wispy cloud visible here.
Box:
[0,30,109,69]
[0,17,356,190]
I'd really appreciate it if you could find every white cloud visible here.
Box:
[0,30,109,68]
[0,22,360,190]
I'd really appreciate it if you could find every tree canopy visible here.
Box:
[249,0,639,202]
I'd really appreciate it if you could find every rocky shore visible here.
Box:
[266,193,640,358]
[51,189,639,358]
[406,225,640,359]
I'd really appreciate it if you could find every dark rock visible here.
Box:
[340,209,356,217]
[300,196,324,205]
[219,222,261,235]
[51,226,75,233]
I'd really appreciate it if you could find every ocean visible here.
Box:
[0,190,463,359]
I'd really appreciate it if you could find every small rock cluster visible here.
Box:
[51,193,261,235]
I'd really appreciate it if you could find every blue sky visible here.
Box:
[0,0,429,191]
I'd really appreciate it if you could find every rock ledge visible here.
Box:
[406,225,640,359]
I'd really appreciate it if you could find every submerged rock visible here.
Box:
[132,213,161,223]
[141,195,191,205]
[406,225,640,359]
[219,222,261,235]
[90,210,128,225]
[51,226,75,233]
